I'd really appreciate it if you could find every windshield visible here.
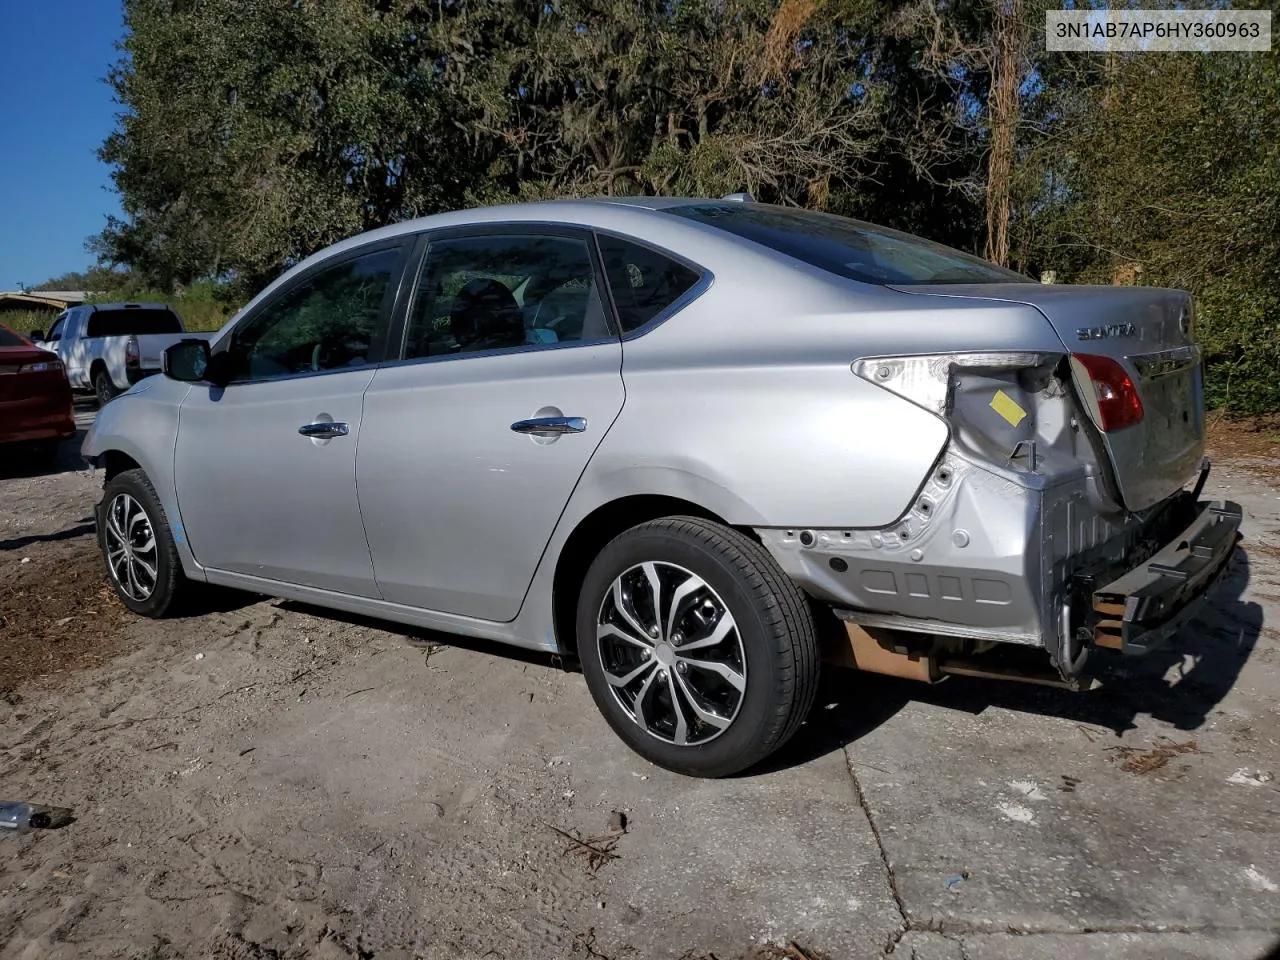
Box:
[665,203,1033,286]
[0,326,29,347]
[85,308,184,337]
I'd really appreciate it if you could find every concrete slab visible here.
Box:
[898,930,1278,960]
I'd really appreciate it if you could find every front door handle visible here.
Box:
[298,421,350,439]
[510,416,587,436]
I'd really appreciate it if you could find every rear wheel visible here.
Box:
[576,516,819,778]
[99,468,188,617]
[94,369,120,406]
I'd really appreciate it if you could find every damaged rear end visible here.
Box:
[766,284,1241,687]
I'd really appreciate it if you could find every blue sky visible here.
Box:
[0,1,124,288]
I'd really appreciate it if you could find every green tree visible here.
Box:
[1020,49,1280,412]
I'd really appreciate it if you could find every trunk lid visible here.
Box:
[890,283,1203,512]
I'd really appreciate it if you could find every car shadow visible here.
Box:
[176,584,266,617]
[0,427,90,480]
[0,517,96,552]
[755,547,1264,775]
[246,549,1260,778]
[272,600,579,672]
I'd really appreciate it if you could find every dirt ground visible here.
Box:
[2,411,1279,960]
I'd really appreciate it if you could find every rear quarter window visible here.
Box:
[596,236,702,333]
[85,309,184,338]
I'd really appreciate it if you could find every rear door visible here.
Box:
[357,227,625,620]
[174,240,410,596]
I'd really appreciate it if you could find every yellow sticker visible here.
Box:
[989,389,1028,427]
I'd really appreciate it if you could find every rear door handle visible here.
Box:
[298,421,350,439]
[510,416,587,436]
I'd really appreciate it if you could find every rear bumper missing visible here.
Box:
[1089,499,1242,655]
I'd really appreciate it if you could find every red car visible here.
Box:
[0,323,76,464]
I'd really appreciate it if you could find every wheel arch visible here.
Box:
[101,449,143,481]
[550,493,759,657]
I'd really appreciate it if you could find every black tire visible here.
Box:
[99,468,188,617]
[94,369,120,406]
[576,516,819,778]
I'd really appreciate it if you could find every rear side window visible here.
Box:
[85,309,184,337]
[0,326,27,347]
[405,233,610,359]
[664,203,1033,286]
[596,236,701,333]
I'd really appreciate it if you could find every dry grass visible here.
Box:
[1105,738,1199,775]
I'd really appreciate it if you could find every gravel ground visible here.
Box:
[1,413,1278,960]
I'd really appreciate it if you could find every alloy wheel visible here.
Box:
[104,493,158,601]
[596,561,747,746]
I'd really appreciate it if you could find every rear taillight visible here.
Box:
[1072,353,1143,431]
[125,336,140,368]
[16,360,63,374]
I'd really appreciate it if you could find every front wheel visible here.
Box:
[99,468,188,617]
[94,369,120,406]
[576,516,819,778]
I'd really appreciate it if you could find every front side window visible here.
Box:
[227,247,401,382]
[665,203,1033,286]
[46,315,67,341]
[596,236,702,333]
[404,234,610,360]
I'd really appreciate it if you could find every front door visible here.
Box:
[174,242,409,597]
[358,229,625,621]
[42,312,81,387]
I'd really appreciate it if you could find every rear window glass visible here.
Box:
[0,326,28,347]
[85,309,183,337]
[664,204,1033,286]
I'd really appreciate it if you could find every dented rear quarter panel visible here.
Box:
[573,247,1071,531]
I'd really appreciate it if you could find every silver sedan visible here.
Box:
[84,197,1240,777]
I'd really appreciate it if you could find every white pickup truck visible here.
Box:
[30,303,215,406]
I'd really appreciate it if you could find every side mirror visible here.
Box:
[163,338,214,383]
[28,330,44,342]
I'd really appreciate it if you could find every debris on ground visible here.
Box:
[1104,738,1198,775]
[1,801,74,834]
[944,871,969,892]
[546,822,623,873]
[1226,768,1275,787]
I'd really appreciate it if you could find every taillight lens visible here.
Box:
[17,360,63,374]
[126,336,140,367]
[1072,353,1143,431]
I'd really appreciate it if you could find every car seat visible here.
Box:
[449,278,525,353]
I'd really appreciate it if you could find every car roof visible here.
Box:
[225,196,793,333]
[279,197,751,277]
[392,196,739,231]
